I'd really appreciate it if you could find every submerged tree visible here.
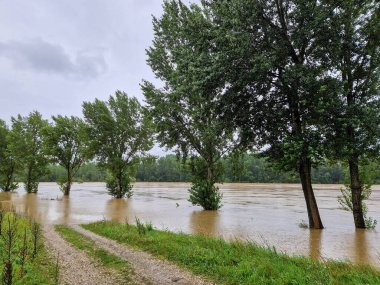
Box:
[82,91,153,198]
[323,0,380,228]
[9,112,49,193]
[204,0,342,227]
[143,1,242,210]
[43,116,90,196]
[0,120,18,192]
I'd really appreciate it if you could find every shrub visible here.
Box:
[188,179,222,210]
[106,173,133,198]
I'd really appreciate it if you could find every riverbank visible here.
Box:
[84,220,380,285]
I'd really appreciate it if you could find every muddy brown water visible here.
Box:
[0,182,379,268]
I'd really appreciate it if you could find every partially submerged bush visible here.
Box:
[188,179,222,210]
[338,184,377,229]
[106,173,133,199]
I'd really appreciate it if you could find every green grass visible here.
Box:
[83,221,380,285]
[55,225,139,285]
[0,211,57,285]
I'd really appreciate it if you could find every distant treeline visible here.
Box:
[40,154,380,184]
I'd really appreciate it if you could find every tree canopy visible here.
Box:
[43,115,89,195]
[83,91,153,198]
[0,120,18,192]
[9,111,49,193]
[143,1,242,210]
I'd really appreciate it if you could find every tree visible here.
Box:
[143,1,241,210]
[205,0,339,228]
[43,116,90,195]
[82,91,153,198]
[0,120,18,192]
[9,112,49,193]
[323,0,380,228]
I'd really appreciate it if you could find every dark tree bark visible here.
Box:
[116,173,122,199]
[3,164,14,192]
[299,157,324,229]
[63,168,72,196]
[348,158,366,228]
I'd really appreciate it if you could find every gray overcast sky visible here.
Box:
[0,0,188,122]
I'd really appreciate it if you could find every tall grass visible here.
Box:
[0,211,56,284]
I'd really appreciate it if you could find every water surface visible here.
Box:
[0,182,379,268]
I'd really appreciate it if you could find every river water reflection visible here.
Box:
[0,182,379,268]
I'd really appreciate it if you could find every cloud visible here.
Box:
[0,38,107,78]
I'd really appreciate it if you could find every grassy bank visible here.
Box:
[55,225,138,285]
[0,211,57,284]
[84,221,380,285]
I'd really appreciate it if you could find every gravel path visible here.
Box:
[43,225,133,285]
[70,225,213,285]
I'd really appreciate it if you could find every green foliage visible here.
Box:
[338,165,378,229]
[338,185,377,229]
[202,0,345,227]
[321,0,380,228]
[43,115,89,195]
[84,221,380,285]
[134,217,153,236]
[136,155,190,182]
[228,151,247,183]
[0,212,57,284]
[106,172,133,199]
[188,179,222,210]
[9,112,49,193]
[83,91,153,198]
[40,163,106,183]
[0,121,18,192]
[38,154,348,184]
[205,0,334,171]
[143,1,242,210]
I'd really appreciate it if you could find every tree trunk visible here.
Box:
[116,175,122,199]
[207,165,213,182]
[64,183,71,196]
[27,166,32,193]
[64,169,72,196]
[299,157,324,229]
[4,177,10,192]
[348,158,366,228]
[4,167,12,192]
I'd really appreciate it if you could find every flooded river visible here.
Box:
[0,182,379,268]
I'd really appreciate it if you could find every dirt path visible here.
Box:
[70,225,213,285]
[43,225,132,285]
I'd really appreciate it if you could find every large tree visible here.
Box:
[323,0,380,228]
[0,120,18,192]
[143,1,241,210]
[43,115,90,196]
[82,91,153,199]
[9,112,49,193]
[205,0,340,228]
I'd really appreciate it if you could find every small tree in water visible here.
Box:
[0,120,18,192]
[187,157,223,210]
[43,116,90,196]
[106,172,134,198]
[83,91,153,199]
[9,111,49,193]
[338,165,377,229]
[189,180,222,211]
[143,1,242,210]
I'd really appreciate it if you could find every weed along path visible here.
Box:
[69,224,213,285]
[43,225,125,285]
